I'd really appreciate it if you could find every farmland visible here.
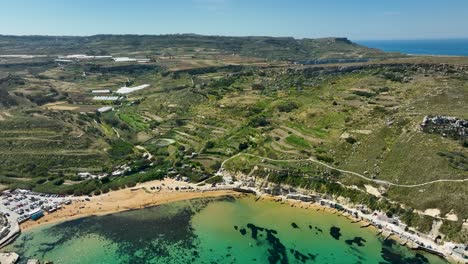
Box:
[0,34,467,242]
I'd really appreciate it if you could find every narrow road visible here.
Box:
[219,153,468,188]
[135,145,152,160]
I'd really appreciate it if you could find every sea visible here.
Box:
[2,196,448,264]
[356,39,468,56]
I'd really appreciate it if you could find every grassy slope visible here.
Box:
[0,41,466,241]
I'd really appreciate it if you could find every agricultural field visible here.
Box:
[0,35,467,241]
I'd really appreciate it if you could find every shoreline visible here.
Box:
[19,179,241,232]
[255,192,461,264]
[6,180,462,263]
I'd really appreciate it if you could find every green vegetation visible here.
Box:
[108,140,134,160]
[0,35,466,242]
[285,135,310,148]
[0,35,400,61]
[118,113,149,131]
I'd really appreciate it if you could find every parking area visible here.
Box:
[0,189,71,224]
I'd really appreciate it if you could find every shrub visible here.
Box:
[277,101,299,112]
[249,115,270,127]
[239,142,249,151]
[53,179,64,186]
[345,137,357,144]
[109,140,134,159]
[252,83,265,91]
[317,154,334,163]
[205,141,215,149]
[100,177,110,184]
[36,178,47,184]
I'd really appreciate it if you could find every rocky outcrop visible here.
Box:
[0,252,19,264]
[421,115,468,140]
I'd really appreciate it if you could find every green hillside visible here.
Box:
[0,36,466,242]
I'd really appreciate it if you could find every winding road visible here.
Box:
[219,153,468,188]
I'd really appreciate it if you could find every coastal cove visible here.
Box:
[2,196,448,264]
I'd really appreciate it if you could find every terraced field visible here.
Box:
[0,36,466,242]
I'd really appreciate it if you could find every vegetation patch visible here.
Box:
[118,113,149,131]
[285,135,310,148]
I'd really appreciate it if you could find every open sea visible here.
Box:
[2,196,448,264]
[356,39,468,56]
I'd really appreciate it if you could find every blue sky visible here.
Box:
[0,0,467,40]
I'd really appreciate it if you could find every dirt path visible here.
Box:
[220,153,468,188]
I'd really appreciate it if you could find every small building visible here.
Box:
[93,96,120,101]
[286,193,316,202]
[115,84,150,94]
[30,210,44,221]
[136,58,151,63]
[78,172,93,179]
[97,106,113,113]
[92,89,111,94]
[113,57,137,62]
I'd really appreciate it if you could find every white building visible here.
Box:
[116,84,150,94]
[93,96,120,101]
[59,55,112,60]
[91,89,111,94]
[113,57,137,62]
[97,106,113,113]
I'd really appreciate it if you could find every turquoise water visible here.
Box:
[3,196,448,263]
[357,39,468,56]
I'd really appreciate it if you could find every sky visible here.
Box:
[0,0,467,40]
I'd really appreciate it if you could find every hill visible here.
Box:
[0,34,399,61]
[0,36,466,243]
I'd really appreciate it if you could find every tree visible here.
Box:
[205,141,215,149]
[100,177,110,184]
[239,142,249,151]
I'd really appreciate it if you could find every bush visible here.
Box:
[345,137,357,144]
[277,101,299,112]
[352,90,375,98]
[53,179,64,186]
[249,115,270,127]
[239,142,249,151]
[252,83,265,91]
[100,177,110,184]
[36,178,47,184]
[462,140,468,148]
[210,161,222,171]
[316,154,334,163]
[205,141,215,149]
[175,119,186,126]
[109,140,134,159]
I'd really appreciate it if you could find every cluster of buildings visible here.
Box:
[77,172,109,180]
[278,191,468,263]
[53,54,150,63]
[90,84,150,104]
[0,189,73,246]
[228,172,468,263]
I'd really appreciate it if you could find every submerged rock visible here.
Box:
[329,226,342,240]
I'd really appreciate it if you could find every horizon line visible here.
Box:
[1,33,468,42]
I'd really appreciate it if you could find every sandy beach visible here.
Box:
[14,181,462,263]
[20,179,240,231]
